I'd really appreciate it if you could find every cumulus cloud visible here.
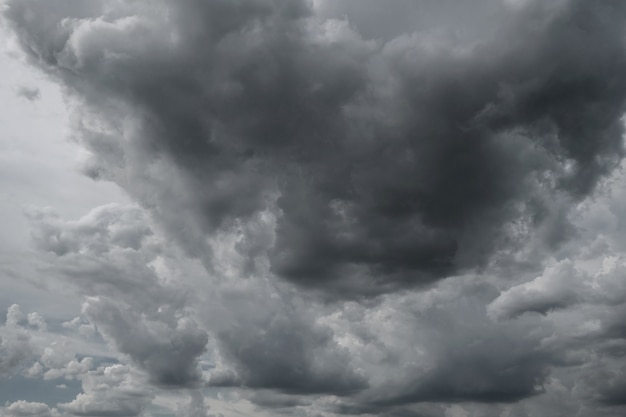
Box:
[25,202,368,398]
[3,401,58,417]
[43,357,92,381]
[6,304,25,327]
[211,303,368,395]
[0,332,33,378]
[488,256,626,320]
[309,278,560,415]
[83,296,208,388]
[482,161,626,411]
[26,204,153,258]
[4,0,626,416]
[61,317,96,340]
[58,364,153,417]
[27,312,47,332]
[488,260,587,319]
[25,204,210,388]
[1,305,36,378]
[1,304,100,385]
[5,0,626,296]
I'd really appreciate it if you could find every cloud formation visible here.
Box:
[1,305,36,377]
[3,401,58,417]
[4,0,626,416]
[25,204,210,388]
[5,0,626,296]
[57,364,153,417]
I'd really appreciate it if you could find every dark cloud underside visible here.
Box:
[4,0,626,296]
[4,1,626,415]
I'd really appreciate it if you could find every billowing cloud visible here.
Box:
[1,305,36,377]
[25,203,369,398]
[4,0,626,416]
[25,204,210,388]
[212,303,368,395]
[83,296,208,388]
[5,0,626,296]
[488,260,587,319]
[3,401,58,417]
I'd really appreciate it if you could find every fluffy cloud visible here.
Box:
[1,305,36,377]
[42,357,92,381]
[1,304,100,384]
[25,204,210,388]
[3,401,59,417]
[25,202,368,398]
[58,364,153,417]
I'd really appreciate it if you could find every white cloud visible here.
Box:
[27,312,47,332]
[3,401,59,417]
[58,364,153,417]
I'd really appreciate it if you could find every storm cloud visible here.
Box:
[4,0,626,296]
[4,0,626,416]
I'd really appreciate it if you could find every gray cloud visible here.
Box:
[83,296,208,388]
[1,305,36,378]
[5,0,626,415]
[15,86,41,102]
[245,391,313,410]
[347,283,557,411]
[25,204,209,389]
[25,202,368,399]
[198,260,369,397]
[487,260,587,319]
[481,163,626,412]
[3,401,57,417]
[0,331,33,377]
[212,307,368,395]
[5,0,626,296]
[57,364,153,417]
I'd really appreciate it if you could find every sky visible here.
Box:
[2,0,626,416]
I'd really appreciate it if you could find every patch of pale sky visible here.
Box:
[0,28,130,319]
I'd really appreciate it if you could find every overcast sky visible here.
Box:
[2,0,626,416]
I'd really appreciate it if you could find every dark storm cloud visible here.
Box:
[373,339,551,405]
[84,296,208,388]
[6,0,626,414]
[211,308,368,395]
[346,284,558,412]
[5,0,626,296]
[203,274,369,398]
[25,204,367,397]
